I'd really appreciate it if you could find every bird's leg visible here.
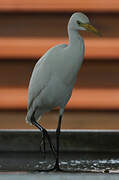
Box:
[54,111,63,170]
[39,129,46,154]
[31,114,56,157]
[30,111,45,153]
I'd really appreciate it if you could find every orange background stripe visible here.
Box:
[0,38,118,59]
[0,88,119,110]
[0,0,118,12]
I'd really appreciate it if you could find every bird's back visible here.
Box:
[28,44,67,107]
[26,44,70,123]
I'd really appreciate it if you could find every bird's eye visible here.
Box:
[77,21,81,25]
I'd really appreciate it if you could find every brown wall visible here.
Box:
[0,1,119,129]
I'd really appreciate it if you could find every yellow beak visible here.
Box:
[81,23,101,36]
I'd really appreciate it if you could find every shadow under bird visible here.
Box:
[26,12,100,171]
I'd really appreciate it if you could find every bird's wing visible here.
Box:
[28,55,50,109]
[28,43,67,110]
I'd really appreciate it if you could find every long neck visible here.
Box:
[68,27,83,47]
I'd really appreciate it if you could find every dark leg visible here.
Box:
[42,130,46,155]
[31,112,56,157]
[54,114,63,170]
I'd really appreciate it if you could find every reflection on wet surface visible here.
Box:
[0,152,119,173]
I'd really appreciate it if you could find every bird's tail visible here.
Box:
[25,110,32,125]
[25,109,42,125]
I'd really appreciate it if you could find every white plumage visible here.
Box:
[26,12,100,170]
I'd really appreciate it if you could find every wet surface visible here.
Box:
[59,152,119,173]
[0,151,119,173]
[0,130,119,174]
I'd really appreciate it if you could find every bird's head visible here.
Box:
[68,12,101,36]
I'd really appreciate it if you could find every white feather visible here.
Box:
[26,12,87,124]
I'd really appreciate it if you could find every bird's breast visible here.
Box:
[55,45,84,87]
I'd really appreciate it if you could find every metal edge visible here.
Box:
[0,130,119,152]
[1,129,119,132]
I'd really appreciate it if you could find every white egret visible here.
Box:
[26,12,100,170]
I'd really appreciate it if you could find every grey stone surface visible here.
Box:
[0,173,119,180]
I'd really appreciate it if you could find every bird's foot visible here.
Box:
[40,162,61,172]
[49,159,61,171]
[53,162,60,171]
[33,165,61,172]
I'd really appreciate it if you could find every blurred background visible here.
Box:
[0,0,119,129]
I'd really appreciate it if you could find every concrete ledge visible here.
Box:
[0,129,119,152]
